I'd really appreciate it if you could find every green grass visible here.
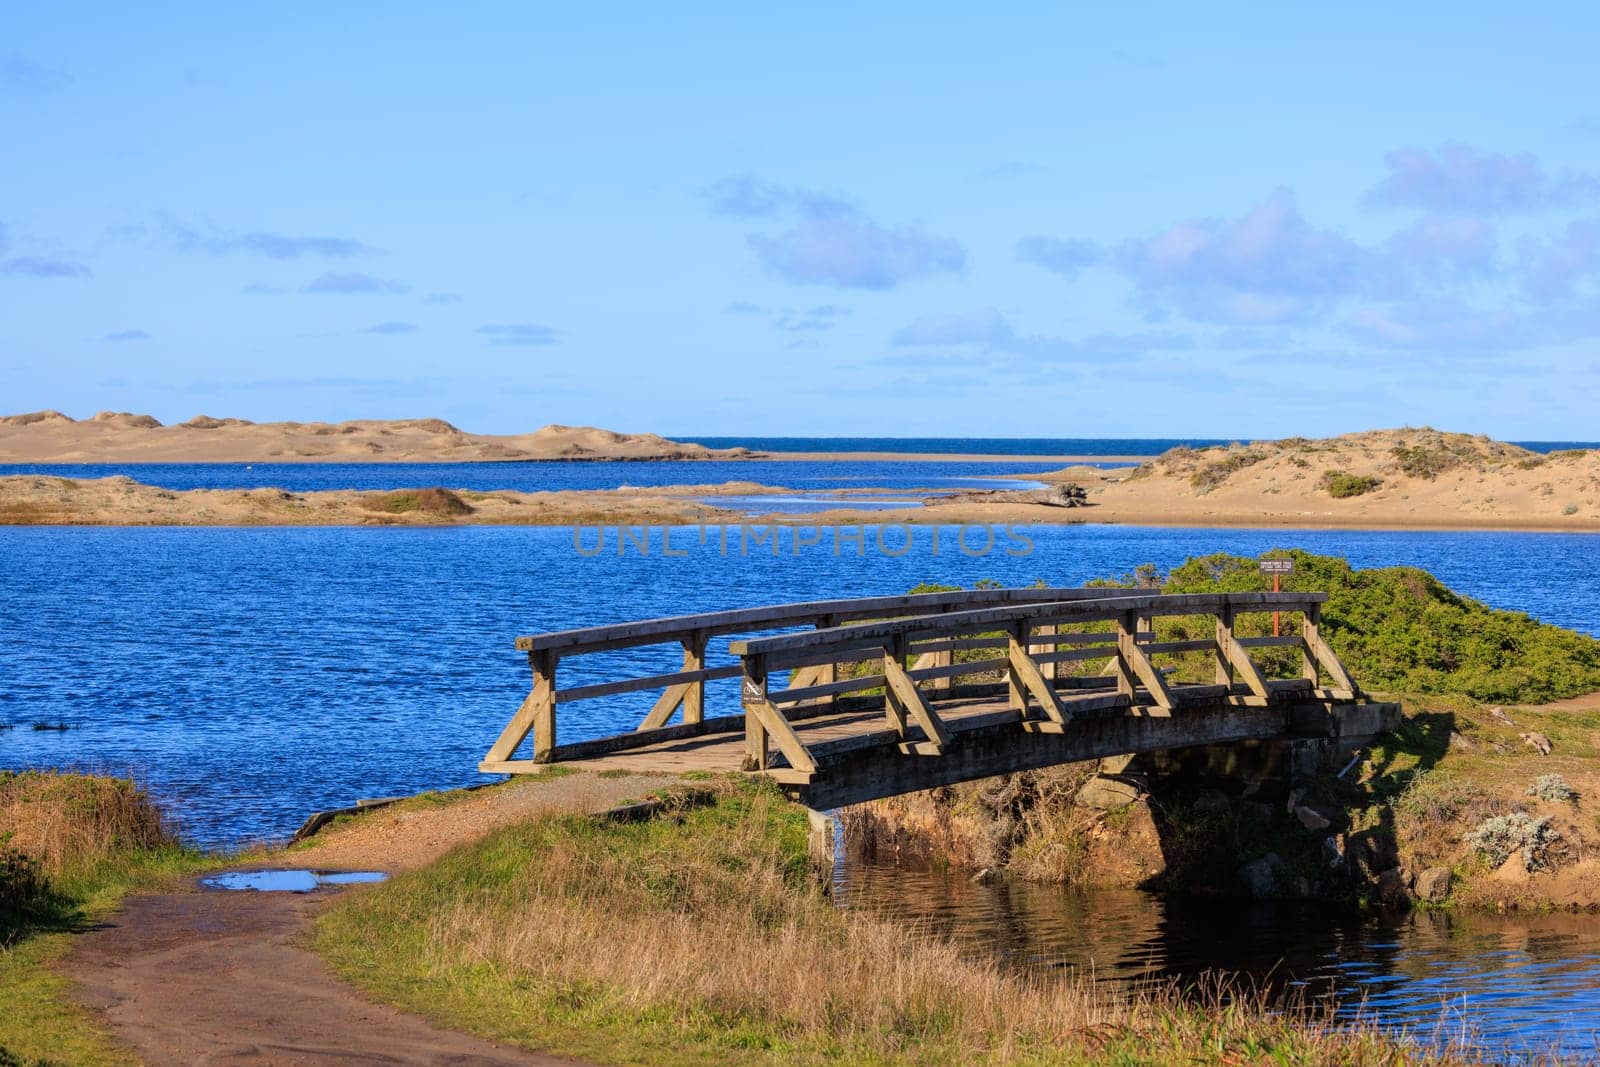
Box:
[0,771,222,1065]
[0,846,218,1066]
[314,782,1434,1065]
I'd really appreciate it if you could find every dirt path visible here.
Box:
[64,771,682,1066]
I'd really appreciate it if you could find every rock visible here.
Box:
[1376,867,1410,905]
[1239,852,1284,900]
[1521,731,1553,756]
[1285,787,1307,814]
[1075,775,1142,811]
[1295,805,1332,831]
[1414,866,1452,903]
[1448,730,1478,753]
[1489,706,1515,726]
[970,867,1001,884]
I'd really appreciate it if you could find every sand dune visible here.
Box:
[0,475,774,526]
[0,411,756,463]
[1022,428,1600,530]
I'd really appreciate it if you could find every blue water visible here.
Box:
[687,436,1600,456]
[5,521,1599,1057]
[843,868,1600,1058]
[687,436,1221,455]
[2,523,1596,847]
[0,460,1073,494]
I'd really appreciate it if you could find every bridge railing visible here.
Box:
[726,591,1357,777]
[480,586,1153,772]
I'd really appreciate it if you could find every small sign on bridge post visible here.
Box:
[1259,557,1294,635]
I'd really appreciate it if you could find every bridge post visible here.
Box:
[1036,623,1058,683]
[1006,621,1029,714]
[531,650,558,761]
[1214,606,1236,688]
[684,629,708,724]
[741,653,771,770]
[1300,603,1321,685]
[816,615,839,712]
[1113,611,1138,701]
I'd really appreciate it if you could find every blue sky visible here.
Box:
[4,4,1600,438]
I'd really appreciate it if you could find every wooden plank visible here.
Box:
[1217,628,1271,700]
[1214,607,1234,687]
[1303,603,1358,693]
[1119,614,1177,710]
[1008,625,1069,723]
[770,673,887,705]
[883,649,951,749]
[1236,635,1306,649]
[1140,639,1220,655]
[745,697,819,774]
[638,682,692,731]
[557,663,742,704]
[742,655,770,770]
[516,586,1135,655]
[729,592,1327,658]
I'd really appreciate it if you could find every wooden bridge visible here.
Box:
[482,587,1387,808]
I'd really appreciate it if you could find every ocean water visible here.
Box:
[685,436,1600,455]
[2,523,1595,846]
[0,459,1072,494]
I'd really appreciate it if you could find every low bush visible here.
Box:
[1321,470,1382,498]
[1464,812,1559,871]
[1189,450,1267,494]
[1160,551,1600,703]
[1526,774,1579,803]
[361,487,475,517]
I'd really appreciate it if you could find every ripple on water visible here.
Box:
[838,862,1600,1056]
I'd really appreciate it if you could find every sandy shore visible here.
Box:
[2,427,1596,532]
[0,475,762,526]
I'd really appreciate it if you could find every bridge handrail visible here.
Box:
[483,586,1154,769]
[728,591,1327,660]
[513,586,1143,654]
[732,591,1356,778]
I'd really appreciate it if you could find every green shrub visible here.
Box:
[1159,551,1600,703]
[361,487,475,517]
[1464,812,1559,871]
[1391,441,1476,479]
[1321,470,1382,498]
[1189,451,1267,494]
[1526,774,1578,802]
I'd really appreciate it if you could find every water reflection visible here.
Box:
[838,862,1600,1055]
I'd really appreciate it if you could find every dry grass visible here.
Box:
[360,487,475,517]
[0,771,172,879]
[318,782,1446,1064]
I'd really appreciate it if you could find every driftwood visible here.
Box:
[924,483,1088,508]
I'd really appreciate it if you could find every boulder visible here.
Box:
[1295,805,1332,831]
[1521,732,1553,756]
[1414,866,1452,903]
[1448,730,1478,753]
[1239,852,1284,899]
[1076,776,1142,811]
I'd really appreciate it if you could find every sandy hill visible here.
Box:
[0,411,756,463]
[1037,428,1600,529]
